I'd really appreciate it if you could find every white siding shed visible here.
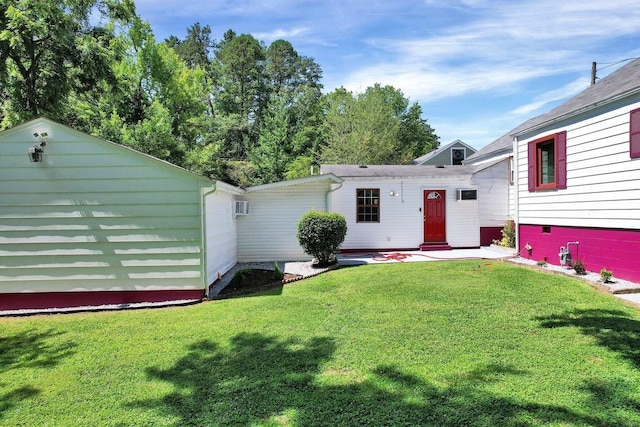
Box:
[0,118,213,310]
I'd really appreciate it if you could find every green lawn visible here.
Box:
[2,260,640,426]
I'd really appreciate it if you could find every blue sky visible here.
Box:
[134,0,640,150]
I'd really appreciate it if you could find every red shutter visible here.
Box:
[556,131,567,189]
[630,108,640,159]
[527,141,535,192]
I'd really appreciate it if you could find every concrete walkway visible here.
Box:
[337,247,513,266]
[335,247,640,305]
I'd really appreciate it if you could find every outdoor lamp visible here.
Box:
[28,145,44,162]
[29,132,48,162]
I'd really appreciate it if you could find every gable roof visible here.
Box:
[1,117,213,184]
[412,139,476,165]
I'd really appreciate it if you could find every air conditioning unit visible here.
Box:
[234,200,249,215]
[456,189,477,200]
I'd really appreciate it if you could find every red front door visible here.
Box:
[424,190,446,242]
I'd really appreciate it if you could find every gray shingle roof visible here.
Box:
[466,57,640,161]
[515,57,640,136]
[412,139,475,164]
[321,164,478,178]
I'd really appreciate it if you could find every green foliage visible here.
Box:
[297,211,347,266]
[249,91,292,184]
[0,0,133,125]
[600,268,613,283]
[273,262,284,281]
[285,155,315,180]
[320,84,439,165]
[537,260,548,267]
[495,218,516,248]
[231,268,251,286]
[573,259,587,275]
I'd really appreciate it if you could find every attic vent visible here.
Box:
[456,189,477,200]
[358,165,368,168]
[234,200,249,215]
[436,165,445,168]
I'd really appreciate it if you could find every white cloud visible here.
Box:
[336,0,640,103]
[509,78,590,116]
[254,27,310,42]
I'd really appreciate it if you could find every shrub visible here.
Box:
[273,262,284,281]
[600,268,613,283]
[297,211,347,266]
[573,259,587,275]
[494,218,516,248]
[231,268,251,286]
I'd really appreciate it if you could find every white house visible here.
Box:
[321,162,509,250]
[234,174,343,262]
[413,139,477,165]
[0,118,219,310]
[513,58,640,283]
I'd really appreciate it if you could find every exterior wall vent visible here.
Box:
[456,189,477,200]
[234,200,249,215]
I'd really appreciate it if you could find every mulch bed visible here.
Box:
[216,269,302,298]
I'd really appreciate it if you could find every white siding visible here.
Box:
[517,101,640,229]
[330,177,479,249]
[204,183,240,285]
[471,159,510,227]
[0,119,209,294]
[237,181,331,261]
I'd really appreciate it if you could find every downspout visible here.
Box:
[326,181,343,212]
[201,181,217,299]
[513,135,521,254]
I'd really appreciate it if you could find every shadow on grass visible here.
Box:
[131,332,617,426]
[536,309,640,368]
[0,328,77,373]
[0,329,76,419]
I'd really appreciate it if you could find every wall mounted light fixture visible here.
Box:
[28,132,48,162]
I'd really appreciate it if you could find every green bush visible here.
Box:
[600,268,613,283]
[297,211,347,266]
[494,218,516,248]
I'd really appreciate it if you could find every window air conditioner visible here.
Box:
[456,189,477,200]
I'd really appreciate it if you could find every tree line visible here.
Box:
[0,0,440,186]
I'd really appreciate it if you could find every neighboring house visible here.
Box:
[0,118,220,310]
[413,139,477,165]
[513,58,640,282]
[233,174,343,262]
[321,162,509,250]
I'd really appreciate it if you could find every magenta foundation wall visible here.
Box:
[519,224,640,283]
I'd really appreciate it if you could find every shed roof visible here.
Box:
[244,173,343,192]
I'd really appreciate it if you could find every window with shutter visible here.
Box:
[631,108,640,159]
[527,131,567,191]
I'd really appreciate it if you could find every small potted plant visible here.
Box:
[600,268,613,283]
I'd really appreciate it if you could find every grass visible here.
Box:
[2,260,640,426]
